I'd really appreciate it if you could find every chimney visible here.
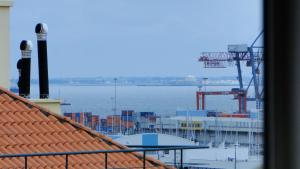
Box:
[0,0,13,89]
[35,23,49,99]
[31,23,62,115]
[17,40,32,98]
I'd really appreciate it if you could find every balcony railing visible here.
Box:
[0,145,207,169]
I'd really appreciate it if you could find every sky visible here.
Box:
[10,0,263,79]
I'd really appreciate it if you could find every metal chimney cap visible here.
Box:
[35,23,48,34]
[20,40,33,51]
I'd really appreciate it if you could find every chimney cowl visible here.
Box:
[20,40,33,51]
[35,23,48,34]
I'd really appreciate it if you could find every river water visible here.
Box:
[29,84,257,117]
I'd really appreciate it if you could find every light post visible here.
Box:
[202,78,208,92]
[114,78,117,115]
[127,110,129,135]
[234,142,239,169]
[113,78,121,134]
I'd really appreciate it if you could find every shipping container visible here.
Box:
[107,118,121,122]
[218,113,249,118]
[64,112,99,129]
[149,116,156,122]
[68,112,80,123]
[140,112,155,118]
[64,113,72,120]
[74,112,84,124]
[219,113,232,117]
[84,112,93,127]
[107,115,121,127]
[100,119,107,124]
[231,114,249,118]
[121,116,135,121]
[92,115,99,123]
[107,115,121,119]
[121,110,134,116]
[71,113,76,122]
[91,115,100,130]
[107,126,113,132]
[176,110,207,117]
[100,119,107,131]
[121,121,134,128]
[207,111,222,117]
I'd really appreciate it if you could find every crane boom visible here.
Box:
[199,51,263,62]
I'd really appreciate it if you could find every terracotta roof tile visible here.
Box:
[0,87,171,169]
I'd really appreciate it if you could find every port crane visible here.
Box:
[197,31,264,112]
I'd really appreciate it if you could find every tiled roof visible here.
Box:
[0,87,170,169]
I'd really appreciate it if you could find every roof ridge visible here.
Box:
[0,87,170,168]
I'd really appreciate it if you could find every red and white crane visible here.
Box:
[197,31,264,113]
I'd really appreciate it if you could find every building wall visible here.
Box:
[0,1,13,89]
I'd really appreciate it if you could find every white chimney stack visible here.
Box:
[0,0,13,89]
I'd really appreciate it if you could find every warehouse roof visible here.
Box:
[0,87,169,169]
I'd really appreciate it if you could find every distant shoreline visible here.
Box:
[33,83,244,87]
[10,76,255,87]
[11,83,253,87]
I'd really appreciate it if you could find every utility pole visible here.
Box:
[114,78,121,134]
[235,144,237,169]
[234,142,239,169]
[114,78,117,114]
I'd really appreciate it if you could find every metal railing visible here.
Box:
[0,145,207,169]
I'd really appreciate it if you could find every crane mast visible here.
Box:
[198,32,264,111]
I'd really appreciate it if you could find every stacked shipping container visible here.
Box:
[100,119,107,131]
[107,115,121,132]
[137,112,157,130]
[91,115,100,130]
[64,110,159,134]
[121,110,136,130]
[64,112,100,131]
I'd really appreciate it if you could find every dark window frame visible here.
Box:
[264,0,300,168]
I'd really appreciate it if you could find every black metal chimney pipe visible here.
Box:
[35,23,49,99]
[17,40,32,98]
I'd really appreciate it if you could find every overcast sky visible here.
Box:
[10,0,263,78]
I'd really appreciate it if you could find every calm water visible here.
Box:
[30,84,256,117]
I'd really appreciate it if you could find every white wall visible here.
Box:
[0,1,13,89]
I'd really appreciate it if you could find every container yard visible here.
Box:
[64,112,99,130]
[63,108,263,157]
